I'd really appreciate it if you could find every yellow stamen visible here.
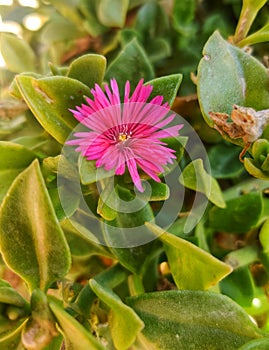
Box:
[118,133,128,142]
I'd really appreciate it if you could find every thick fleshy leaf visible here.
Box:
[208,192,263,233]
[260,217,269,253]
[197,31,269,130]
[0,32,36,73]
[0,318,27,350]
[179,158,226,208]
[89,279,144,350]
[146,222,232,290]
[239,338,269,350]
[0,160,71,292]
[105,38,154,91]
[61,218,112,258]
[102,186,156,273]
[145,74,183,107]
[0,141,36,203]
[244,139,269,180]
[66,54,106,87]
[49,301,104,350]
[208,143,245,178]
[127,290,267,350]
[97,0,129,27]
[220,266,255,307]
[16,76,91,144]
[79,156,114,184]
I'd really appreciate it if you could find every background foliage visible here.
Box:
[0,0,269,349]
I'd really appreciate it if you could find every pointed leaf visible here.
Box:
[145,74,183,106]
[179,158,226,208]
[127,290,267,350]
[89,279,144,350]
[49,301,104,350]
[0,160,71,292]
[0,141,36,203]
[197,31,269,129]
[97,0,129,27]
[0,32,36,73]
[67,54,106,87]
[146,222,232,290]
[105,39,154,91]
[208,192,263,233]
[16,76,91,144]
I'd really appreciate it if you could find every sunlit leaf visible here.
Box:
[0,160,71,292]
[89,279,144,350]
[127,290,267,350]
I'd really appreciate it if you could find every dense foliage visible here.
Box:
[0,0,269,349]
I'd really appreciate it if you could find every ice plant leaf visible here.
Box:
[0,141,36,203]
[68,79,182,192]
[89,279,144,350]
[49,301,104,350]
[0,160,71,292]
[66,54,106,87]
[0,318,28,350]
[146,222,232,290]
[97,0,129,27]
[127,290,267,350]
[197,31,269,133]
[179,158,226,208]
[105,39,154,91]
[208,192,263,233]
[16,75,91,144]
[0,32,36,73]
[145,74,183,107]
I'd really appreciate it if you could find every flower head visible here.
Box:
[67,79,183,192]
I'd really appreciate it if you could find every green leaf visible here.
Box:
[172,0,196,35]
[260,217,269,253]
[16,76,91,144]
[0,160,71,292]
[208,192,263,233]
[127,290,267,350]
[179,158,226,208]
[66,54,106,87]
[49,300,104,350]
[61,218,112,258]
[146,222,232,290]
[239,338,269,349]
[220,266,255,307]
[208,143,245,178]
[233,0,268,44]
[0,32,36,73]
[105,39,154,92]
[197,31,269,129]
[102,186,155,274]
[79,156,114,184]
[145,74,183,107]
[97,0,129,27]
[238,23,269,47]
[244,139,269,180]
[0,318,27,350]
[89,279,144,350]
[0,141,36,203]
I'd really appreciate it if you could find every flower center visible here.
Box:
[118,132,130,142]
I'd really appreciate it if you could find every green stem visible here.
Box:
[233,0,268,44]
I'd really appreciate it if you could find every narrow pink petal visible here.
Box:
[124,80,130,103]
[126,156,144,192]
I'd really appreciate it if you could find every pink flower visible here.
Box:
[67,79,183,192]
